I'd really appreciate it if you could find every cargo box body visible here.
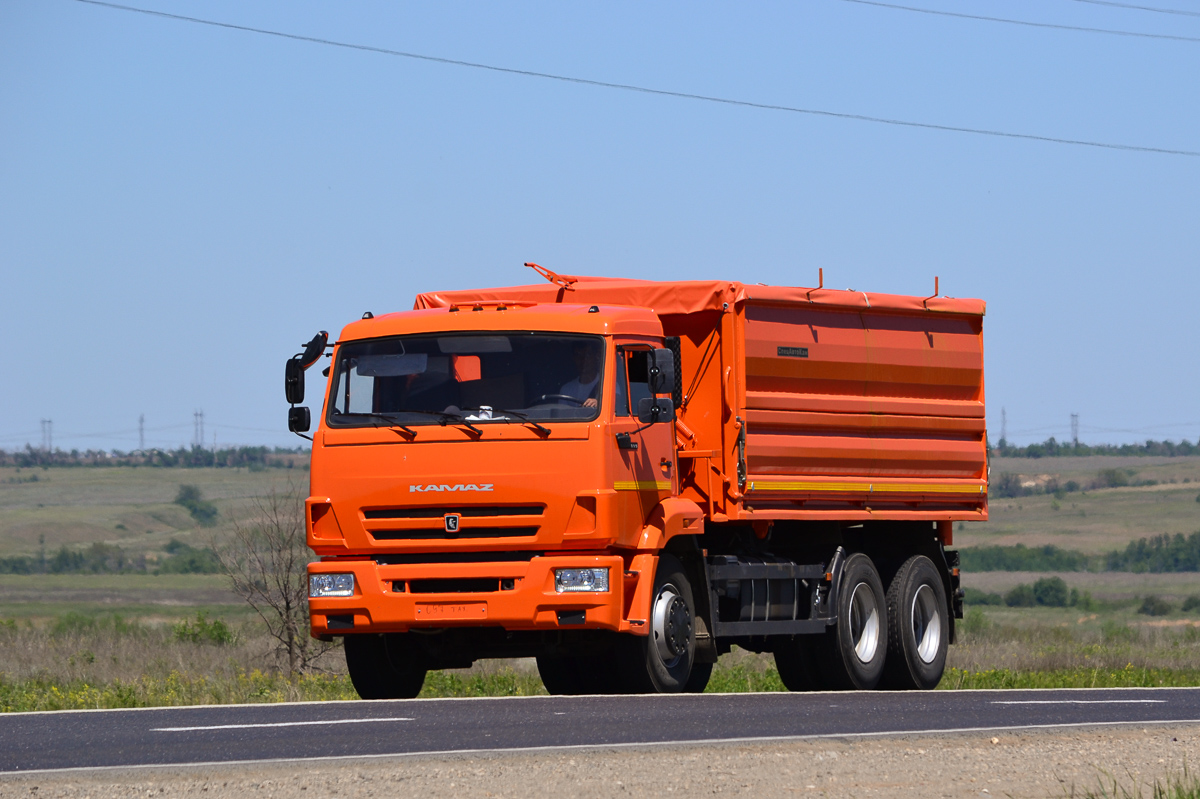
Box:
[415,277,987,526]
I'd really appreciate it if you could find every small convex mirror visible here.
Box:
[285,358,305,405]
[288,406,311,433]
[637,396,674,425]
[648,348,675,394]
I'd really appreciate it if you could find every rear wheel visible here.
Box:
[882,555,949,690]
[617,554,698,693]
[813,553,887,690]
[344,633,428,699]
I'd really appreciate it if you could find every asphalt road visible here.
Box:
[3,688,1199,774]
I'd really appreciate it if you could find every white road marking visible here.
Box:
[990,700,1165,705]
[153,717,413,732]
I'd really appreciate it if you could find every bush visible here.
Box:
[1183,595,1200,613]
[172,612,236,645]
[1138,595,1173,617]
[175,485,219,527]
[959,544,1090,572]
[990,472,1025,499]
[964,587,1004,606]
[1004,584,1037,607]
[1033,576,1069,607]
[1094,468,1131,489]
[959,607,991,636]
[159,539,221,574]
[1069,588,1097,611]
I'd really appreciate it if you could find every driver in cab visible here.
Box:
[560,343,600,408]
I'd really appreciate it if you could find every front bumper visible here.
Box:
[308,553,656,637]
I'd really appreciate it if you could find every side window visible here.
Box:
[615,349,630,417]
[626,350,652,414]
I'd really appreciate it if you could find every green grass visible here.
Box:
[962,456,1200,555]
[942,665,1200,689]
[1070,767,1200,799]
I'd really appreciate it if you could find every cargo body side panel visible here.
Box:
[738,301,986,519]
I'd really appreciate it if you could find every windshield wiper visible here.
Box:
[463,407,551,437]
[332,409,483,436]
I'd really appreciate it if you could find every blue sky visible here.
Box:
[1,0,1197,451]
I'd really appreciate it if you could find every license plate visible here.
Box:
[415,602,487,620]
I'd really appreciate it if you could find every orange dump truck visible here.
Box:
[286,264,986,697]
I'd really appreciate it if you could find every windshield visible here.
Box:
[327,333,605,426]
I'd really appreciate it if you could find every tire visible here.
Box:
[344,633,428,699]
[813,552,887,690]
[881,555,949,690]
[773,635,825,692]
[536,654,624,695]
[616,554,699,693]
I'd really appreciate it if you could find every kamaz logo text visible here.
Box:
[409,483,494,493]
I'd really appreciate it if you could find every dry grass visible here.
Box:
[0,466,299,555]
[960,456,1200,555]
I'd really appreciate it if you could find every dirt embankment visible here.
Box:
[2,725,1197,798]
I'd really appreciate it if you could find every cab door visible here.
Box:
[610,345,675,548]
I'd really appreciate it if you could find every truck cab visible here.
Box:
[303,302,704,695]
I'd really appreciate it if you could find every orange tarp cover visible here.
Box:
[414,276,986,317]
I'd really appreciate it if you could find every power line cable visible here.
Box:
[838,0,1200,43]
[1071,0,1200,18]
[71,0,1200,158]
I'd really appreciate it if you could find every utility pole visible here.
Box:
[138,414,145,452]
[1000,407,1007,444]
[40,419,52,452]
[1071,413,1079,449]
[193,410,204,448]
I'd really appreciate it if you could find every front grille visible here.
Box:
[364,506,543,520]
[409,578,499,594]
[375,551,542,565]
[369,526,539,541]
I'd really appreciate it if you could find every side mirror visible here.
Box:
[285,357,305,405]
[288,406,311,433]
[648,348,675,394]
[637,396,675,425]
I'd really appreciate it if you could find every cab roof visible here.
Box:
[337,303,663,344]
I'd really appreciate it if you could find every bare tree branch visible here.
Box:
[209,480,335,677]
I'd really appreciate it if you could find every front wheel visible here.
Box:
[881,555,949,690]
[617,554,698,693]
[344,633,427,699]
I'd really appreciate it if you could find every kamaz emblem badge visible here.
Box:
[444,513,461,533]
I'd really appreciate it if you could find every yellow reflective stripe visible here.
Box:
[748,481,984,494]
[614,480,672,491]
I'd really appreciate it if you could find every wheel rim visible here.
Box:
[848,581,880,664]
[651,584,692,667]
[911,583,942,664]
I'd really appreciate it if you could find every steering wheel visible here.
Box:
[531,393,584,406]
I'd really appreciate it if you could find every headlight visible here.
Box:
[554,568,609,593]
[309,573,355,597]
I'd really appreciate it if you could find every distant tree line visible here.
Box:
[0,538,219,575]
[988,466,1180,499]
[960,532,1200,574]
[993,436,1199,459]
[0,444,307,469]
